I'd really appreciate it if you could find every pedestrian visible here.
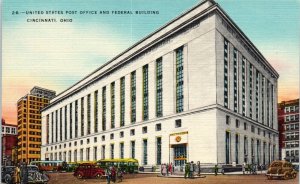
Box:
[106,166,112,184]
[111,165,116,183]
[242,162,246,175]
[168,163,173,175]
[166,163,169,176]
[197,161,201,176]
[14,164,21,184]
[213,165,218,176]
[190,161,195,178]
[184,163,190,179]
[162,164,167,176]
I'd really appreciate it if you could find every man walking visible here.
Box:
[184,163,190,179]
[189,161,194,178]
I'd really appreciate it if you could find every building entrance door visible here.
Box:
[173,144,187,166]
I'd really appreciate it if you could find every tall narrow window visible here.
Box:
[251,138,254,164]
[81,97,84,136]
[244,136,248,163]
[267,81,270,127]
[68,151,71,162]
[110,144,114,159]
[64,106,67,140]
[102,87,106,131]
[120,142,124,159]
[249,63,253,118]
[242,57,246,116]
[74,150,77,162]
[257,140,261,165]
[131,141,135,159]
[255,71,260,121]
[74,100,78,138]
[156,137,162,165]
[131,72,136,123]
[263,142,266,165]
[80,149,83,161]
[51,112,54,143]
[94,147,97,161]
[46,114,49,144]
[271,84,274,128]
[111,82,115,129]
[225,131,230,164]
[70,103,73,139]
[55,110,58,142]
[156,58,163,117]
[224,40,229,108]
[94,91,98,133]
[143,139,148,165]
[235,134,239,164]
[101,145,105,159]
[176,47,184,113]
[233,48,238,112]
[87,94,91,134]
[261,76,265,124]
[143,65,149,120]
[86,148,90,161]
[60,108,62,141]
[120,77,125,126]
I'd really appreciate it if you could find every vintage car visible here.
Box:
[1,165,49,184]
[266,160,297,180]
[1,166,15,184]
[73,163,105,179]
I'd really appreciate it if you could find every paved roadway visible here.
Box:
[48,172,298,184]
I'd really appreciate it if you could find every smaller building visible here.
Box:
[278,99,299,163]
[1,118,18,166]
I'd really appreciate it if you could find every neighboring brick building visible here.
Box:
[278,99,299,163]
[1,118,18,166]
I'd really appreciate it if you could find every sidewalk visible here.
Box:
[156,170,267,178]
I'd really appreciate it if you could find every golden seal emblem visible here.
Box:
[175,136,181,142]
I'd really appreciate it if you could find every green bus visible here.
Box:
[96,158,139,173]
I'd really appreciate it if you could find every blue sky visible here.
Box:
[2,0,299,123]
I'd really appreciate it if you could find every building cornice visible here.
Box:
[42,0,279,112]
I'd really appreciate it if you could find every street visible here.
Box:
[48,173,298,184]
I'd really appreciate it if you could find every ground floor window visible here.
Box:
[110,144,114,159]
[263,142,266,165]
[143,139,148,165]
[235,134,239,164]
[86,148,90,161]
[244,136,248,163]
[74,150,77,162]
[156,137,162,165]
[120,143,124,159]
[68,151,71,162]
[251,139,254,164]
[225,131,230,164]
[131,141,135,159]
[256,140,260,165]
[80,149,83,161]
[101,145,105,159]
[94,147,97,161]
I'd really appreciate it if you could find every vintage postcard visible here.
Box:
[2,0,299,183]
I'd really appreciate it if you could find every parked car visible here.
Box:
[73,163,105,179]
[266,160,297,180]
[1,166,15,184]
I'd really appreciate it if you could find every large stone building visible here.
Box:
[278,99,299,163]
[41,0,279,168]
[17,86,56,163]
